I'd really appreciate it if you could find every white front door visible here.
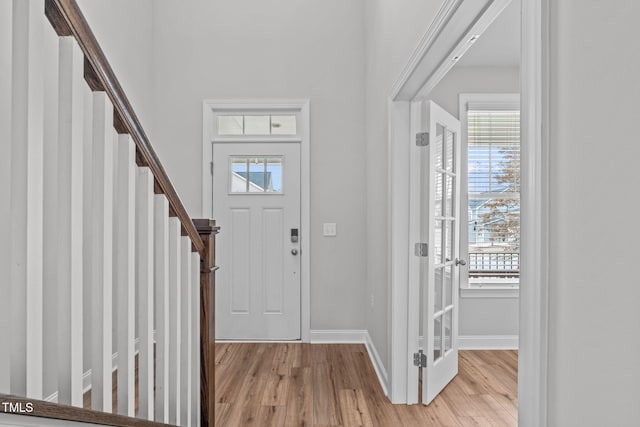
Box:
[213,142,301,340]
[419,100,462,404]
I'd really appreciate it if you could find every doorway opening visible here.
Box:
[388,0,549,424]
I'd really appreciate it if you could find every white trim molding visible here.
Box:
[202,99,311,342]
[460,288,519,298]
[365,332,389,397]
[519,0,550,426]
[309,330,367,344]
[309,330,389,397]
[459,335,519,350]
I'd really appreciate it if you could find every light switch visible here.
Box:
[323,223,337,237]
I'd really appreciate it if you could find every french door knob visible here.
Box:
[455,258,466,266]
[291,249,299,256]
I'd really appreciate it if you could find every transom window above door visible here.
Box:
[217,115,297,136]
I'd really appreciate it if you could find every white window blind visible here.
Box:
[467,109,520,281]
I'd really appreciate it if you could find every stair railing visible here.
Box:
[0,0,217,426]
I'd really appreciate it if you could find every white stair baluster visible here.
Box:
[154,195,170,423]
[191,252,201,427]
[115,133,136,417]
[56,36,85,407]
[0,0,12,394]
[42,14,59,404]
[10,0,45,399]
[81,68,94,407]
[168,218,182,425]
[90,91,114,412]
[180,237,193,426]
[136,167,155,420]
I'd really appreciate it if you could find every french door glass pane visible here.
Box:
[445,128,454,172]
[434,267,443,313]
[435,172,443,217]
[434,220,443,264]
[435,124,444,169]
[444,310,452,352]
[445,174,454,217]
[434,315,442,361]
[445,265,453,307]
[445,220,453,262]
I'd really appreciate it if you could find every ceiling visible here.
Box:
[456,0,521,68]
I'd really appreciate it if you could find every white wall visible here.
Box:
[547,1,640,425]
[364,0,443,371]
[151,0,368,331]
[76,0,154,134]
[428,65,520,338]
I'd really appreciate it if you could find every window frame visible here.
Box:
[211,109,303,143]
[459,93,520,296]
[227,155,286,195]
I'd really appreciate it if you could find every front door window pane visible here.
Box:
[229,156,284,194]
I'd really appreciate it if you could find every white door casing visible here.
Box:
[419,100,461,404]
[213,142,301,340]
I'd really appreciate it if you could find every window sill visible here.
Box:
[460,287,519,298]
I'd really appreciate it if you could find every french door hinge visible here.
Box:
[210,161,214,175]
[414,243,428,257]
[413,350,427,368]
[416,132,429,147]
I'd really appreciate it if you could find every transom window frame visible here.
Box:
[217,114,298,137]
[459,93,520,297]
[211,108,304,143]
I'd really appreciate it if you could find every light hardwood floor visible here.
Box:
[215,343,517,427]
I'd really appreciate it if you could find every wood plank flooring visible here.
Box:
[215,343,517,427]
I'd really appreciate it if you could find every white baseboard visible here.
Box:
[364,332,389,397]
[45,338,142,403]
[309,329,368,343]
[309,329,389,397]
[418,334,519,350]
[459,335,518,350]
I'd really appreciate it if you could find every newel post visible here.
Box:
[194,219,219,427]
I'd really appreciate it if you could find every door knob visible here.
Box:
[291,249,299,255]
[455,258,466,266]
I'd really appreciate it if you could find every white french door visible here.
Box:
[418,100,462,404]
[213,142,301,340]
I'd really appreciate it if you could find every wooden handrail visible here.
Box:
[44,0,205,256]
[0,394,177,427]
[194,219,219,427]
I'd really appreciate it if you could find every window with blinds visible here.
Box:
[467,108,520,282]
